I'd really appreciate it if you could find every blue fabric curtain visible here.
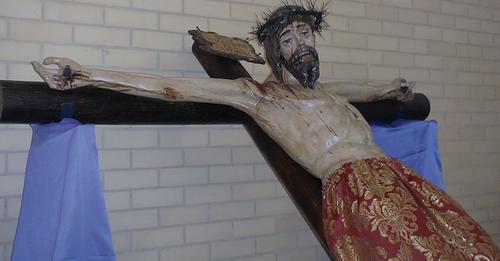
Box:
[371,119,445,190]
[11,119,115,261]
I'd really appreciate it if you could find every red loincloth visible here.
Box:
[322,157,499,260]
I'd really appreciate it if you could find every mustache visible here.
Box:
[284,46,320,89]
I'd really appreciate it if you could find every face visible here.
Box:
[278,21,315,59]
[278,21,320,89]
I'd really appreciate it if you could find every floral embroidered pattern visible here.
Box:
[322,157,500,261]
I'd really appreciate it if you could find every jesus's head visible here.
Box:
[252,2,328,89]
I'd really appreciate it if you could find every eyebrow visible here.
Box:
[279,29,291,39]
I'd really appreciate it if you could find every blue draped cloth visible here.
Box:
[370,119,444,190]
[12,119,115,261]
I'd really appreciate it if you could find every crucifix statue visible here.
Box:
[32,2,499,260]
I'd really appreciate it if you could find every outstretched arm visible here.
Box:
[322,78,415,103]
[32,57,260,111]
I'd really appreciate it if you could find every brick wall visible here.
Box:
[0,0,499,260]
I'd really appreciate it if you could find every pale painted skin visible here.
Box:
[32,21,414,181]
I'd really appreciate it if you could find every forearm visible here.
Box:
[326,81,393,102]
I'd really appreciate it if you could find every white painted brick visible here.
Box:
[159,128,208,147]
[350,18,381,34]
[211,239,255,259]
[468,6,492,19]
[316,46,349,62]
[483,47,500,60]
[256,198,298,216]
[456,17,481,31]
[474,194,499,208]
[383,52,414,67]
[429,41,456,56]
[209,165,254,183]
[6,197,21,219]
[10,20,71,44]
[0,220,16,243]
[382,21,412,37]
[185,147,231,166]
[160,14,208,33]
[99,150,130,170]
[382,0,411,7]
[75,26,130,47]
[0,199,4,219]
[103,170,158,189]
[330,1,366,17]
[469,32,494,46]
[6,153,28,173]
[481,21,500,34]
[234,217,275,237]
[442,1,467,16]
[108,209,158,231]
[398,9,427,24]
[256,233,297,253]
[211,18,254,39]
[234,255,276,261]
[231,4,269,22]
[443,30,468,44]
[104,48,157,69]
[160,205,209,226]
[368,66,399,80]
[159,52,203,72]
[160,244,210,261]
[160,167,208,186]
[332,63,368,80]
[209,201,255,221]
[415,55,443,69]
[0,19,7,39]
[132,226,183,249]
[333,32,367,49]
[430,70,457,83]
[350,49,383,64]
[0,63,6,80]
[44,45,103,66]
[104,129,157,149]
[399,39,428,54]
[0,41,40,62]
[117,250,159,261]
[186,184,231,204]
[367,36,398,51]
[7,63,40,81]
[428,13,455,28]
[366,4,398,21]
[132,149,182,168]
[0,0,41,19]
[209,128,253,146]
[457,44,482,58]
[132,187,183,208]
[232,147,266,164]
[132,0,183,13]
[0,131,31,151]
[414,25,442,41]
[111,231,131,252]
[185,221,233,243]
[232,181,275,201]
[76,0,130,7]
[45,2,104,25]
[106,8,157,30]
[277,248,317,261]
[470,60,497,73]
[329,15,348,31]
[185,0,230,18]
[105,191,130,211]
[254,164,276,181]
[400,68,430,82]
[132,30,183,51]
[457,73,482,85]
[297,230,318,247]
[413,0,441,11]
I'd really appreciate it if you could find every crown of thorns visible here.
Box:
[251,1,328,44]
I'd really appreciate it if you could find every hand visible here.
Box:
[31,57,92,90]
[380,78,415,102]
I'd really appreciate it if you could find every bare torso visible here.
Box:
[245,79,385,180]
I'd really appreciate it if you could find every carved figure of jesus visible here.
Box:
[32,3,499,260]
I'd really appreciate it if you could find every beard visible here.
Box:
[283,45,320,89]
